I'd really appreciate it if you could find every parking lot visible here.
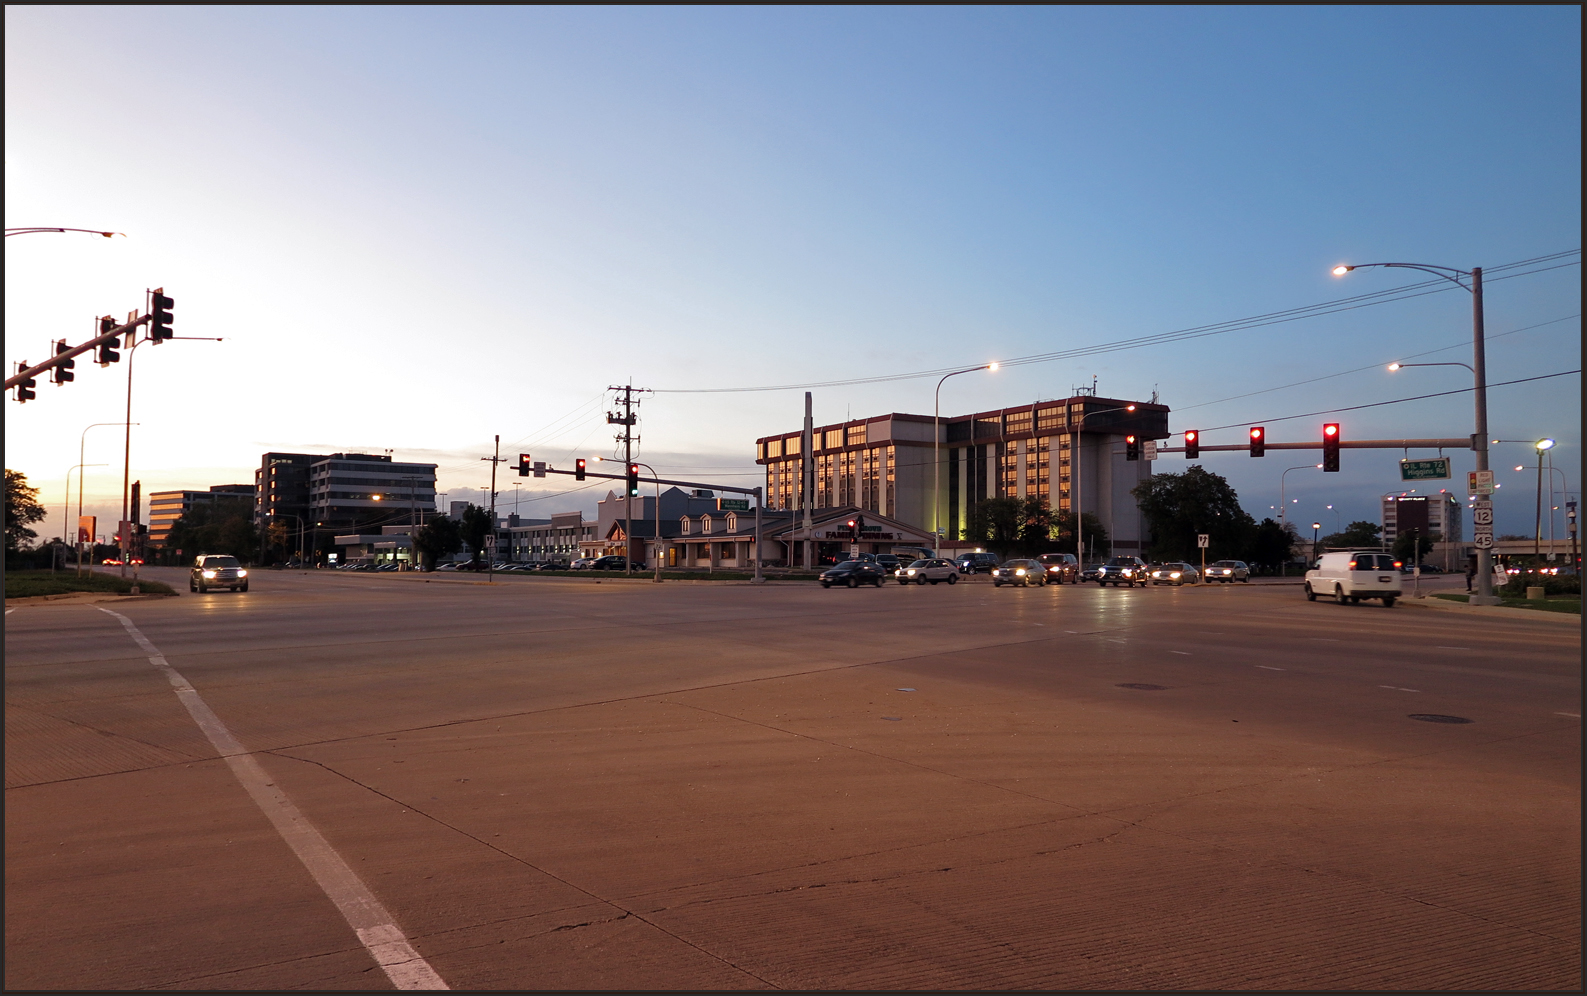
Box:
[6,567,1579,989]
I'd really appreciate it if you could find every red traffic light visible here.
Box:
[1249,426,1265,458]
[1323,423,1338,437]
[1184,429,1199,459]
[1322,423,1341,471]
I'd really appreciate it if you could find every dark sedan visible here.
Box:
[820,561,889,588]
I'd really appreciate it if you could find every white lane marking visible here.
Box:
[1557,712,1581,718]
[1435,646,1473,651]
[1256,665,1284,670]
[96,607,447,990]
[4,608,12,615]
[1311,638,1340,642]
[1107,639,1127,644]
[1378,685,1421,692]
[1170,651,1192,655]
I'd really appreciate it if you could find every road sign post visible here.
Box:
[1472,499,1494,551]
[1468,469,1494,495]
[1197,533,1208,582]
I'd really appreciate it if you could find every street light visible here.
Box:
[1336,261,1497,603]
[63,463,108,572]
[933,363,998,552]
[631,461,664,582]
[1072,404,1135,566]
[1279,464,1323,528]
[1534,438,1556,555]
[1312,522,1322,563]
[78,422,133,575]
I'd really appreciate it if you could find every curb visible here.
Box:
[1399,595,1581,624]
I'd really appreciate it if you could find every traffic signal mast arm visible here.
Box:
[4,314,150,390]
[1158,436,1473,452]
[534,464,763,498]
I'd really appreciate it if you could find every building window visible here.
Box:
[680,517,691,535]
[700,515,712,534]
[726,513,737,532]
[824,429,843,450]
[784,435,800,456]
[886,445,896,517]
[1036,407,1065,432]
[846,424,867,447]
[1004,410,1032,436]
[766,438,782,459]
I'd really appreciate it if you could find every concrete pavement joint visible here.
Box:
[270,750,779,989]
[92,607,450,991]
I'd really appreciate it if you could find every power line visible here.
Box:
[653,250,1579,394]
[1197,369,1580,434]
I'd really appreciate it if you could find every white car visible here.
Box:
[569,557,598,570]
[1304,551,1402,607]
[1207,560,1250,583]
[897,558,960,585]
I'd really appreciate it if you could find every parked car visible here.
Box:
[537,561,571,571]
[897,558,960,585]
[1037,553,1079,584]
[875,554,904,573]
[569,558,597,570]
[1097,556,1148,587]
[992,559,1046,587]
[455,560,490,572]
[191,554,248,593]
[1305,551,1402,606]
[591,555,634,570]
[1206,560,1250,583]
[954,552,1001,574]
[1149,562,1199,586]
[820,560,889,588]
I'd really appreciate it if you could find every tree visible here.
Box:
[1049,509,1109,559]
[965,497,1024,557]
[1319,520,1382,549]
[458,504,494,561]
[1131,467,1255,561]
[410,513,463,570]
[164,503,259,563]
[1392,530,1438,565]
[1248,518,1294,570]
[5,469,47,553]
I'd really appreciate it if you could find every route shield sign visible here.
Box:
[1468,469,1494,495]
[1400,457,1451,481]
[1472,499,1494,549]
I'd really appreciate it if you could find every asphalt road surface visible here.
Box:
[6,567,1580,990]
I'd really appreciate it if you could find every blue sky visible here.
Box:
[5,6,1580,537]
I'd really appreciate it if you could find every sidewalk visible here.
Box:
[1399,593,1581,624]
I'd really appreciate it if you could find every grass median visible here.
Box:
[4,570,176,599]
[1432,592,1581,614]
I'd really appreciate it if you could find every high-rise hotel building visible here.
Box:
[756,393,1169,553]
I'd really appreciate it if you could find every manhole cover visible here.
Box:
[1116,683,1166,691]
[1409,714,1474,724]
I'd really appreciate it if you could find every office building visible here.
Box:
[148,485,256,548]
[1382,492,1462,546]
[309,453,438,532]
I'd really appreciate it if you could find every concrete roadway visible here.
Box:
[5,567,1580,990]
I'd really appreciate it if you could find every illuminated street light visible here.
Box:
[1336,260,1496,602]
[932,362,999,550]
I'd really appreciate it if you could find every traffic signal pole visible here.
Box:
[5,314,149,391]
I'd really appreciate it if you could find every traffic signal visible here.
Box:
[626,463,640,496]
[14,363,36,402]
[1125,434,1140,461]
[1249,426,1265,457]
[1322,423,1340,472]
[517,453,531,477]
[52,340,75,384]
[1184,430,1199,459]
[847,516,859,542]
[150,289,174,342]
[96,316,120,364]
[575,458,586,481]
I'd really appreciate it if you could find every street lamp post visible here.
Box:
[631,461,664,582]
[1071,404,1136,568]
[1279,464,1323,529]
[933,363,997,554]
[1312,522,1322,564]
[1336,261,1497,603]
[63,463,108,572]
[1534,438,1556,556]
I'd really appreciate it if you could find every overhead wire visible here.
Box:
[652,249,1579,394]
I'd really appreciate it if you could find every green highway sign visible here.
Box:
[718,498,750,511]
[1400,457,1451,481]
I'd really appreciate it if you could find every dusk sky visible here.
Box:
[6,6,1579,538]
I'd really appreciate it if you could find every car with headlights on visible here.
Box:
[1206,559,1250,582]
[992,559,1046,587]
[896,558,959,585]
[1097,556,1147,587]
[191,554,248,593]
[820,560,889,588]
[1037,552,1079,584]
[1149,562,1199,586]
[954,552,1001,574]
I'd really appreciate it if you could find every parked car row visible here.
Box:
[819,554,1251,591]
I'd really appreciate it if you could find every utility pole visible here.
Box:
[482,436,506,580]
[608,383,646,576]
[803,392,814,570]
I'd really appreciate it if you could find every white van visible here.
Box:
[1305,551,1402,606]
